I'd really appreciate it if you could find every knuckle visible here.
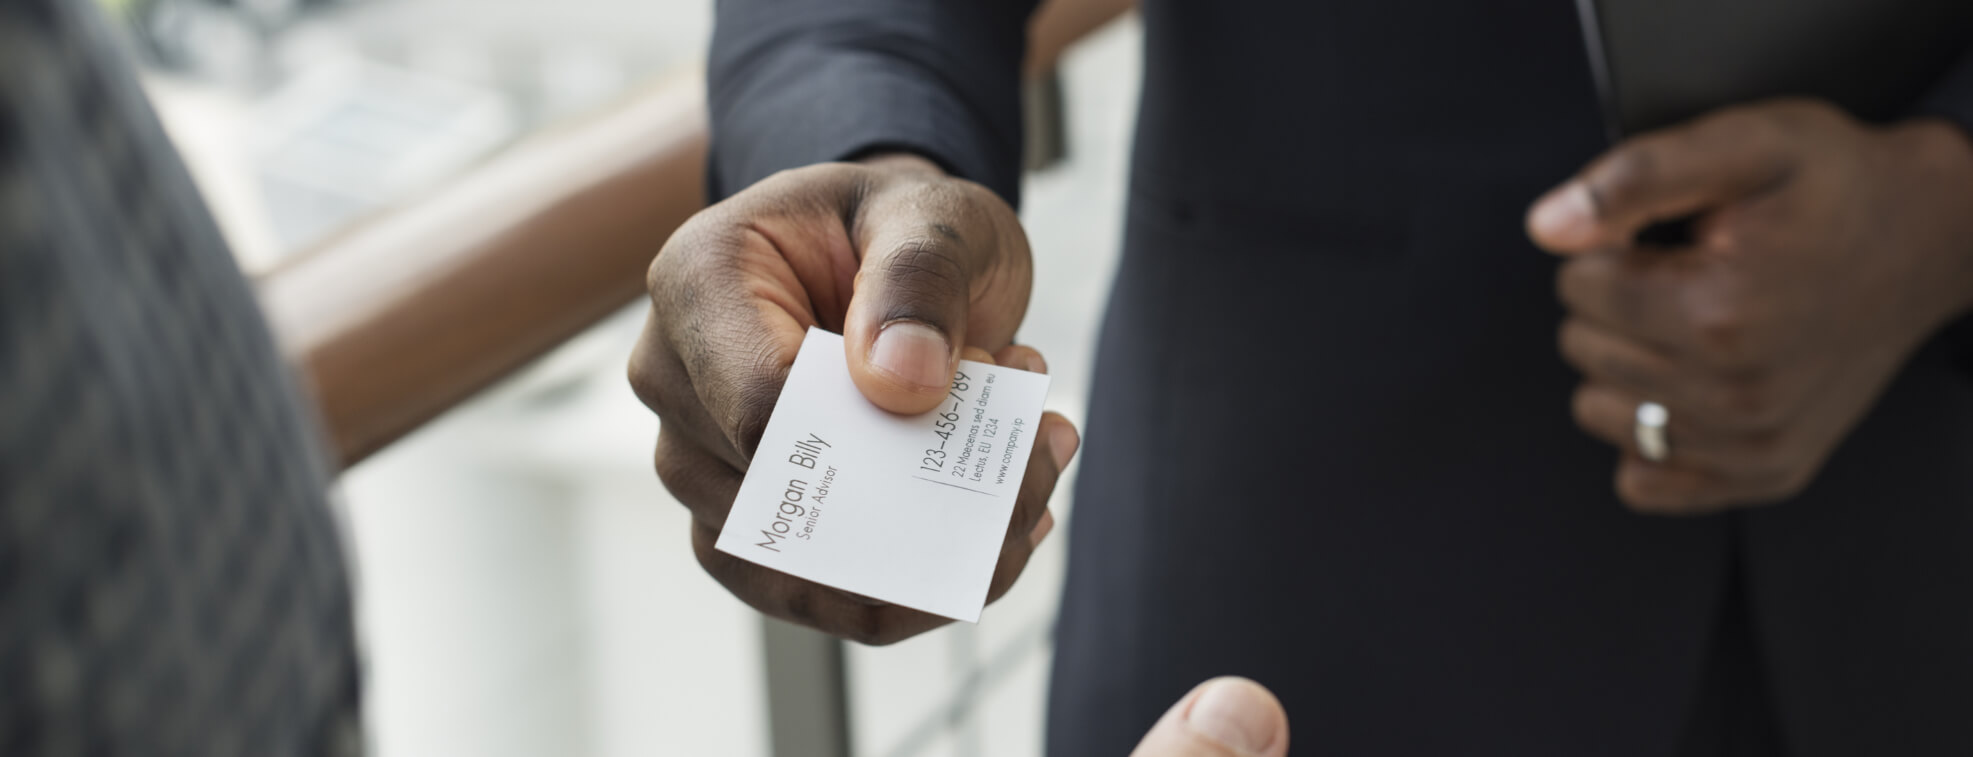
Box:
[754,578,823,630]
[1556,320,1579,359]
[692,524,742,583]
[854,622,909,647]
[1761,97,1842,132]
[1570,386,1600,432]
[627,360,663,410]
[1686,303,1754,367]
[1709,374,1781,429]
[1708,106,1777,145]
[1593,144,1661,209]
[729,344,787,455]
[651,441,684,485]
[646,247,669,294]
[693,344,784,458]
[691,535,723,576]
[1737,439,1815,502]
[1554,263,1578,308]
[653,211,726,273]
[879,240,970,302]
[1584,343,1652,389]
[906,176,972,208]
[627,319,682,398]
[786,591,894,645]
[1701,208,1759,252]
[1555,258,1599,311]
[779,590,827,633]
[1556,321,1607,379]
[663,319,788,458]
[627,336,695,420]
[758,161,859,195]
[777,584,822,628]
[652,440,705,504]
[1729,433,1792,482]
[647,223,741,319]
[647,230,689,294]
[945,179,1017,232]
[730,389,778,455]
[1700,100,1801,149]
[1616,476,1674,513]
[1617,465,1702,515]
[901,174,994,218]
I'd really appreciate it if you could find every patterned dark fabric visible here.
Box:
[0,1,363,755]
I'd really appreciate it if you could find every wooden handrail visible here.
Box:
[1028,0,1137,75]
[259,0,1135,468]
[258,75,707,465]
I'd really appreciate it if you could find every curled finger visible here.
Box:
[986,410,1079,603]
[689,519,951,645]
[1570,383,1745,474]
[654,429,745,523]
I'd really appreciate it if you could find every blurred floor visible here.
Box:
[149,1,1142,754]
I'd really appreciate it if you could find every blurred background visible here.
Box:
[125,0,1141,754]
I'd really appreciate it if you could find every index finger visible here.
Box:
[1554,246,1706,352]
[650,218,823,459]
[1528,105,1800,253]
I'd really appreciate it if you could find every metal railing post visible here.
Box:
[761,616,854,757]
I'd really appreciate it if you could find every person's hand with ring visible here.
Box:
[1526,99,1973,515]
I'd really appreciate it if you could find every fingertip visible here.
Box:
[1184,677,1289,757]
[1028,509,1055,549]
[1043,412,1080,472]
[1528,181,1600,253]
[994,344,1047,374]
[852,320,955,414]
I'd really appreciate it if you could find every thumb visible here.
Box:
[845,224,973,414]
[843,185,1028,415]
[1131,677,1290,757]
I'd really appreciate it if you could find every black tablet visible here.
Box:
[1576,0,1973,139]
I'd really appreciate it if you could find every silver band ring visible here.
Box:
[1635,401,1670,463]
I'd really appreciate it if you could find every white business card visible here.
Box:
[713,327,1052,622]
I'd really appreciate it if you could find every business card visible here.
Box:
[713,327,1052,622]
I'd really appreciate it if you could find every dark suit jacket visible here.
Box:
[708,2,1973,754]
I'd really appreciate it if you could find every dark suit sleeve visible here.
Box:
[706,0,1039,206]
[1919,49,1973,136]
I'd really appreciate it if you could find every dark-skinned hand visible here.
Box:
[628,153,1078,644]
[1528,99,1973,515]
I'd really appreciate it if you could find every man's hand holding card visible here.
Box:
[628,154,1078,644]
[716,328,1057,622]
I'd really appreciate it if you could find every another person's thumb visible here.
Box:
[1131,677,1290,757]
